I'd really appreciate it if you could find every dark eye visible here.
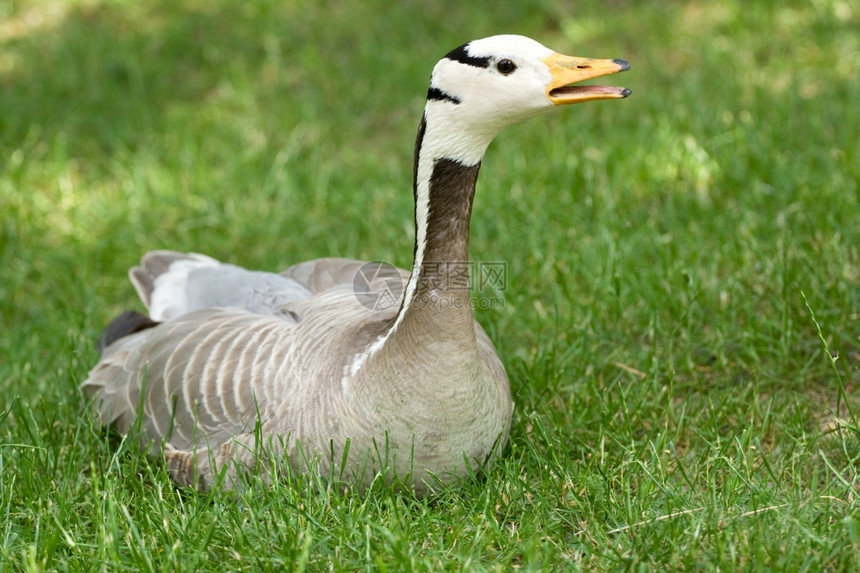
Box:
[496,59,517,75]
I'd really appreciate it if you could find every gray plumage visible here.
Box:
[85,253,507,492]
[82,35,630,494]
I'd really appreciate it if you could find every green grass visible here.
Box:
[2,0,859,569]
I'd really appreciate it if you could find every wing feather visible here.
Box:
[84,308,303,452]
[83,253,404,479]
[281,257,410,294]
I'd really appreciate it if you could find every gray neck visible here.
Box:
[397,116,482,337]
[418,158,480,283]
[346,111,486,378]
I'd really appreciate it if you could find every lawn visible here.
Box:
[1,0,858,569]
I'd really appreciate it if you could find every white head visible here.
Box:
[350,36,630,375]
[421,34,631,166]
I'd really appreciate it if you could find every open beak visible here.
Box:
[542,53,631,105]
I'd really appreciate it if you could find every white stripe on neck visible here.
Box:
[346,100,493,378]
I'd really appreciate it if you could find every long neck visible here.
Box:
[395,112,486,339]
[347,106,494,377]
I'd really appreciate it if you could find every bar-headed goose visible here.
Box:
[83,34,630,495]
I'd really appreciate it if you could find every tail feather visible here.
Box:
[97,310,160,354]
[129,251,219,309]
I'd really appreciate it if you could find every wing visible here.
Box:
[130,251,313,322]
[84,251,408,460]
[82,307,304,451]
[281,257,411,294]
[87,250,315,449]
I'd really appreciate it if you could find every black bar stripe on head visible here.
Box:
[427,87,461,104]
[444,43,491,68]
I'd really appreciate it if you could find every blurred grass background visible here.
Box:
[1,0,858,569]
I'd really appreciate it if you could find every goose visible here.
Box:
[82,34,630,495]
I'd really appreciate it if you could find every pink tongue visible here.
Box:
[553,85,626,97]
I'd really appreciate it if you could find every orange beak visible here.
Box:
[543,53,631,105]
